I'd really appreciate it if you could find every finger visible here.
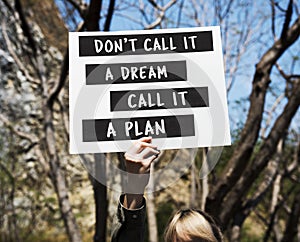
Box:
[140,155,157,173]
[124,148,159,163]
[135,142,157,153]
[140,141,157,148]
[139,147,159,159]
[126,140,154,155]
[124,153,141,163]
[140,166,151,174]
[138,136,152,143]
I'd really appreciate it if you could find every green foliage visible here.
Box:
[156,202,175,242]
[144,201,175,242]
[240,220,264,242]
[18,229,68,242]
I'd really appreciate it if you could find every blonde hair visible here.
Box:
[164,209,223,242]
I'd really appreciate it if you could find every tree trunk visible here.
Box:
[268,174,282,242]
[206,14,300,225]
[229,224,241,242]
[1,0,83,240]
[29,5,83,242]
[281,191,300,241]
[190,159,197,208]
[219,78,300,226]
[146,165,158,242]
[83,1,110,241]
[93,153,108,242]
[201,148,209,210]
[43,89,82,242]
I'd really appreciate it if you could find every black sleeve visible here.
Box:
[111,194,146,242]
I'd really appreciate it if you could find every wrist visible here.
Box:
[124,194,144,209]
[123,173,149,194]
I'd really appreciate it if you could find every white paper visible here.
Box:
[69,26,231,153]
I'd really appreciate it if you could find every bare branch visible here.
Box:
[148,0,162,11]
[114,12,145,26]
[286,138,300,174]
[85,0,102,31]
[276,63,300,81]
[221,0,234,20]
[227,139,284,240]
[145,11,164,29]
[219,79,300,226]
[207,15,300,221]
[274,1,287,12]
[276,62,290,80]
[214,0,234,23]
[201,148,209,210]
[176,0,184,28]
[243,139,283,214]
[280,0,294,40]
[263,184,296,241]
[270,0,276,39]
[282,190,300,241]
[57,97,70,139]
[269,174,282,241]
[104,0,116,31]
[48,22,84,106]
[260,93,285,139]
[0,114,38,144]
[0,161,14,182]
[162,0,177,12]
[2,0,14,13]
[65,0,88,18]
[138,0,151,24]
[48,50,68,106]
[145,0,177,29]
[15,0,37,54]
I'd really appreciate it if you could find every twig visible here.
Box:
[176,0,184,28]
[260,93,285,139]
[0,114,38,144]
[65,0,88,18]
[138,0,151,25]
[2,0,14,13]
[270,0,276,39]
[280,0,293,40]
[48,49,69,106]
[276,63,300,81]
[145,0,177,29]
[148,0,162,11]
[48,22,84,106]
[104,0,116,31]
[15,0,37,54]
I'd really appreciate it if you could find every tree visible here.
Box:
[0,0,299,241]
[205,0,300,237]
[0,0,83,240]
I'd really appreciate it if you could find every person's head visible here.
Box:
[164,208,223,242]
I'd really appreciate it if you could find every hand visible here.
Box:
[123,137,160,209]
[124,136,159,174]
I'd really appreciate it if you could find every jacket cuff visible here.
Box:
[117,194,146,227]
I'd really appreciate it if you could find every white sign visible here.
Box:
[69,26,231,154]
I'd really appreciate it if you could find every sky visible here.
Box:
[57,0,300,135]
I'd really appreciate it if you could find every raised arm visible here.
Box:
[111,137,159,242]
